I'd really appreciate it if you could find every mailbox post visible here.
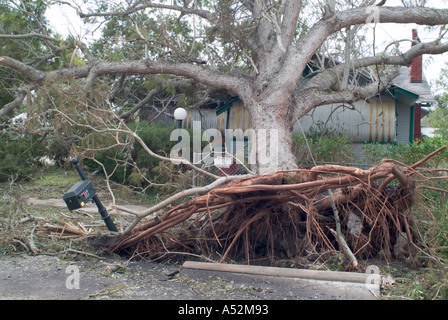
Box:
[63,157,118,233]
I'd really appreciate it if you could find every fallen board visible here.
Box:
[182,261,379,284]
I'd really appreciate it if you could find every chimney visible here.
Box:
[410,29,422,83]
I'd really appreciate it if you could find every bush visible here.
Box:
[129,121,177,170]
[0,130,46,182]
[83,121,199,193]
[293,122,356,167]
[362,136,448,168]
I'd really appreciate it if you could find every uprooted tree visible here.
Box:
[114,146,448,266]
[2,0,448,266]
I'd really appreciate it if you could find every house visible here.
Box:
[293,29,435,161]
[294,64,433,144]
[199,31,431,138]
[140,29,435,167]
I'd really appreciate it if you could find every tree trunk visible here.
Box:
[246,97,298,174]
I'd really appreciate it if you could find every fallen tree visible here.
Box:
[108,145,448,269]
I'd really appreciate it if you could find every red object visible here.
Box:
[218,163,238,176]
[410,29,422,143]
[411,29,422,83]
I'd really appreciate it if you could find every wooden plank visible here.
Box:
[182,261,372,284]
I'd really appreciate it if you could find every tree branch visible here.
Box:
[119,87,162,120]
[337,6,448,28]
[302,38,448,94]
[294,66,400,118]
[0,33,61,43]
[78,1,217,24]
[0,31,95,65]
[280,0,302,49]
[0,56,45,83]
[0,87,28,118]
[1,56,250,97]
[270,6,448,101]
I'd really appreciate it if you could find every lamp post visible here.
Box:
[174,107,187,143]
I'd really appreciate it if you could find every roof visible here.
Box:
[390,66,435,106]
[216,97,240,115]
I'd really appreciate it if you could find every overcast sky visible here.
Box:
[45,0,448,92]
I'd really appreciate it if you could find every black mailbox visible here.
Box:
[63,157,118,232]
[63,179,96,210]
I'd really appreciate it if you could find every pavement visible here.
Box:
[26,197,149,215]
[0,254,379,301]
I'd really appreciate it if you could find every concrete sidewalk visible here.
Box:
[26,197,149,215]
[0,254,379,300]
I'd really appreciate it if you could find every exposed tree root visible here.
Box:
[110,146,448,269]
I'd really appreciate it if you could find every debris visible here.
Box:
[347,212,362,237]
[164,269,181,279]
[37,220,91,239]
[104,264,124,273]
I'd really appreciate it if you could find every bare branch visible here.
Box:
[78,1,217,24]
[1,56,250,97]
[294,66,400,118]
[279,0,302,49]
[303,38,448,94]
[0,33,61,43]
[271,6,448,100]
[0,87,28,118]
[0,57,45,83]
[51,106,220,181]
[337,6,448,27]
[0,33,94,65]
[119,87,162,120]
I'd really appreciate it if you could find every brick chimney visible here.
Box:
[410,29,422,143]
[410,29,422,83]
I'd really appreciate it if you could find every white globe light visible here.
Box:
[174,107,187,120]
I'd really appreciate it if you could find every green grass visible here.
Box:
[380,264,448,300]
[31,169,80,188]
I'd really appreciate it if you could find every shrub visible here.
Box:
[362,136,448,168]
[293,122,356,167]
[0,130,46,182]
[83,121,200,193]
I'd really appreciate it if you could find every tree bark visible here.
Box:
[245,96,298,173]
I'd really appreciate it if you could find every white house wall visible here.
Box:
[395,101,411,144]
[184,108,217,131]
[293,98,396,143]
[184,98,401,144]
[184,100,251,133]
